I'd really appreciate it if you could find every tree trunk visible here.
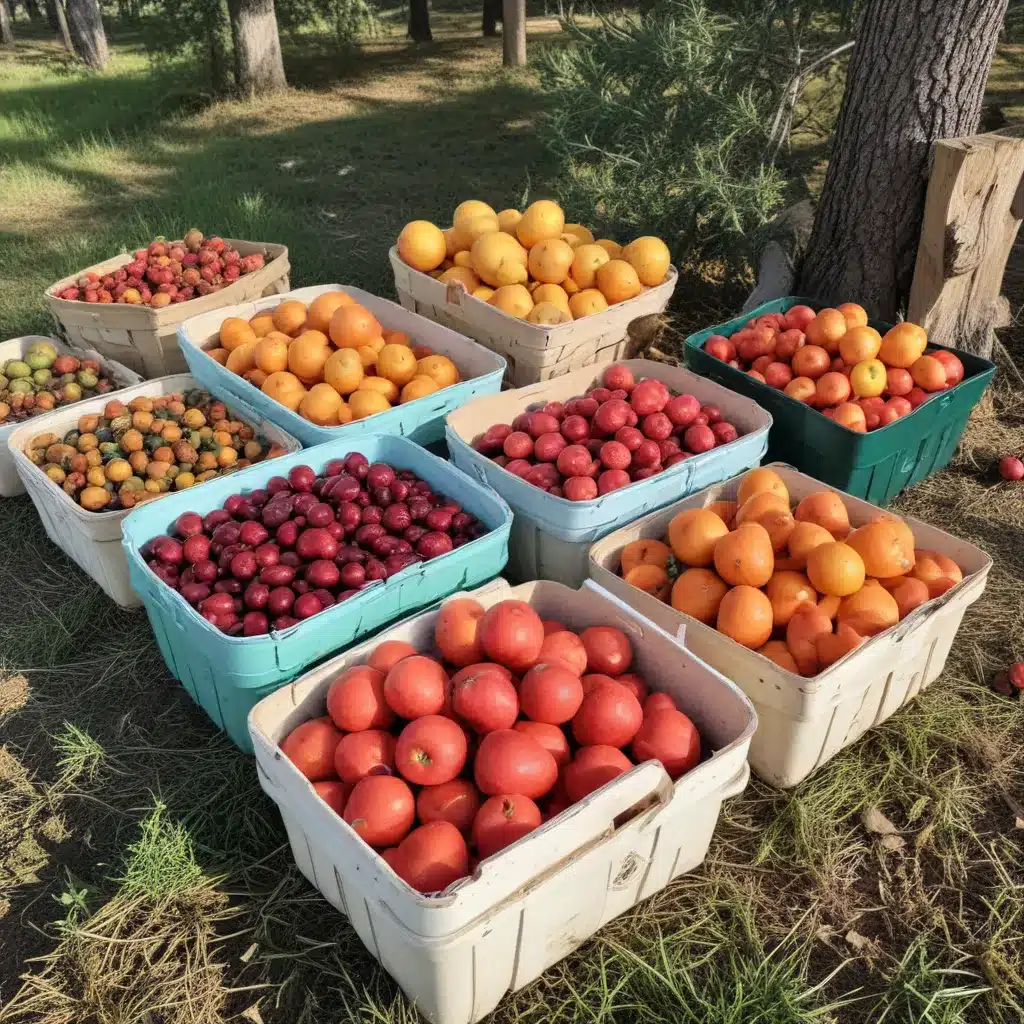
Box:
[798,0,1008,320]
[227,0,286,96]
[482,0,500,36]
[502,0,524,66]
[1,0,13,44]
[65,0,107,68]
[51,0,73,51]
[209,0,234,93]
[408,0,430,41]
[23,0,42,20]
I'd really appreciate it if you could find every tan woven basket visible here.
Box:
[43,239,291,378]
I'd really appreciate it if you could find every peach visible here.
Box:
[833,402,867,432]
[886,396,912,418]
[837,302,869,329]
[878,322,927,368]
[907,387,929,409]
[839,325,881,364]
[784,305,816,331]
[792,345,831,380]
[931,349,964,386]
[885,367,913,396]
[764,362,793,389]
[806,309,847,353]
[785,376,817,403]
[910,355,948,392]
[815,371,851,407]
[748,370,766,383]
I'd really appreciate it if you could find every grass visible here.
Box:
[2,8,1024,1024]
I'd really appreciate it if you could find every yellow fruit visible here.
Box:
[287,330,331,382]
[471,232,528,287]
[356,344,379,368]
[245,368,268,389]
[360,376,400,402]
[489,284,534,319]
[330,304,382,349]
[596,259,643,303]
[324,347,364,395]
[595,239,622,259]
[497,209,522,233]
[305,292,354,334]
[622,236,671,287]
[299,382,344,425]
[527,301,572,325]
[454,200,497,227]
[561,276,580,296]
[416,354,459,389]
[349,389,391,420]
[377,343,418,386]
[453,251,473,268]
[462,213,500,245]
[219,317,257,351]
[254,334,289,374]
[532,283,571,310]
[570,244,610,289]
[262,371,307,411]
[249,314,276,338]
[516,199,565,248]
[563,224,595,245]
[472,285,495,302]
[401,375,440,403]
[226,341,258,376]
[398,220,447,272]
[273,300,307,336]
[439,266,481,291]
[559,233,583,249]
[528,238,576,284]
[443,227,462,259]
[568,288,609,318]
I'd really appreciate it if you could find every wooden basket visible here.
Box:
[43,239,291,378]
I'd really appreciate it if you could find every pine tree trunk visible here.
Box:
[408,0,430,41]
[66,0,107,68]
[208,0,233,92]
[1,0,14,44]
[482,0,500,36]
[23,0,42,21]
[227,0,286,96]
[51,0,73,50]
[502,0,524,66]
[799,0,1009,320]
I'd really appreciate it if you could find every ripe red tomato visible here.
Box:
[541,619,566,635]
[312,780,351,816]
[513,721,571,767]
[280,717,343,782]
[580,673,621,695]
[643,692,677,717]
[435,597,486,667]
[368,640,418,675]
[615,672,649,704]
[334,729,396,784]
[344,775,416,847]
[392,821,470,893]
[479,600,545,672]
[580,625,633,676]
[416,778,481,832]
[563,745,633,802]
[326,665,393,732]
[632,709,701,779]
[384,656,448,719]
[537,631,587,676]
[474,730,558,799]
[472,794,542,858]
[452,668,519,733]
[572,683,643,747]
[395,715,468,785]
[519,663,584,724]
[380,847,403,872]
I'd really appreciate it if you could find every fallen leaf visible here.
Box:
[880,833,906,852]
[845,929,871,952]
[861,807,898,836]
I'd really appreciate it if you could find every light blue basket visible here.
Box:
[121,434,512,752]
[176,284,506,448]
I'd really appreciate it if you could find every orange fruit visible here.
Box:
[497,209,522,233]
[765,570,817,627]
[667,508,729,566]
[816,624,864,670]
[620,538,672,576]
[489,284,534,319]
[845,520,914,578]
[349,389,391,420]
[568,288,608,319]
[622,236,671,287]
[299,383,345,426]
[470,232,529,287]
[532,283,571,311]
[837,302,869,328]
[401,375,440,403]
[219,317,257,351]
[595,239,622,259]
[713,522,775,588]
[837,584,899,637]
[272,300,307,336]
[806,542,865,597]
[670,567,728,624]
[528,238,576,284]
[624,564,671,602]
[794,491,850,539]
[249,314,277,338]
[416,354,459,389]
[359,376,400,403]
[562,224,595,245]
[805,309,847,353]
[255,334,290,374]
[736,467,789,508]
[569,244,610,289]
[207,347,229,365]
[398,220,447,272]
[226,341,257,376]
[377,344,418,387]
[757,640,800,674]
[262,371,307,412]
[306,291,354,333]
[705,500,738,529]
[787,521,834,570]
[595,260,642,304]
[717,586,773,649]
[878,323,927,368]
[382,330,410,346]
[440,266,481,292]
[516,200,565,248]
[330,304,382,350]
[287,330,331,381]
[527,302,571,325]
[324,348,364,395]
[785,604,833,676]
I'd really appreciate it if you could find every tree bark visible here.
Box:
[482,0,500,36]
[798,0,1008,321]
[209,0,234,93]
[408,0,431,41]
[51,0,73,50]
[22,0,42,20]
[1,0,13,44]
[65,0,107,68]
[502,0,524,66]
[227,0,286,96]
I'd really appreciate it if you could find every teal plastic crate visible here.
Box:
[683,297,996,505]
[121,435,512,752]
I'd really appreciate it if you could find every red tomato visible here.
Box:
[452,668,519,733]
[474,730,558,799]
[479,600,545,672]
[580,625,633,676]
[326,665,393,733]
[451,661,513,684]
[519,663,584,724]
[280,717,343,782]
[416,778,481,832]
[334,729,396,784]
[384,656,448,719]
[472,794,542,858]
[643,692,677,716]
[435,597,486,667]
[632,709,701,779]
[380,847,403,871]
[395,715,468,785]
[564,745,633,802]
[572,683,643,747]
[615,672,649,704]
[312,780,352,816]
[513,721,571,767]
[537,631,587,676]
[344,775,416,847]
[392,821,470,893]
[541,619,566,635]
[367,640,418,674]
[581,673,621,695]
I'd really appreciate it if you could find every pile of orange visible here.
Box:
[205,292,462,427]
[618,467,965,677]
[396,200,672,324]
